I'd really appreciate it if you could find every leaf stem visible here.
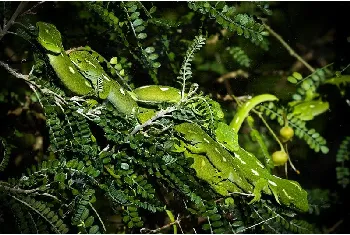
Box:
[262,21,315,73]
[0,2,28,41]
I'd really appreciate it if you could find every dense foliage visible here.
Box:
[0,1,349,234]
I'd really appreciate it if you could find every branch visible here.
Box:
[261,21,315,73]
[0,1,28,41]
[131,106,176,135]
[20,1,45,16]
[0,182,41,194]
[0,60,28,80]
[140,215,189,234]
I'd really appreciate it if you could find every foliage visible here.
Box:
[336,136,350,188]
[0,1,348,234]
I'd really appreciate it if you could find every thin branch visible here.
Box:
[262,21,315,73]
[140,215,189,234]
[131,106,176,135]
[237,215,278,233]
[0,183,41,194]
[89,202,106,232]
[20,1,45,16]
[0,60,28,80]
[0,1,28,41]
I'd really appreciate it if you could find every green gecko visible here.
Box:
[174,122,309,212]
[37,22,138,115]
[37,22,186,116]
[68,50,138,115]
[174,123,254,197]
[36,22,94,96]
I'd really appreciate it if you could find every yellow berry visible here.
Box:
[272,150,288,166]
[280,126,294,142]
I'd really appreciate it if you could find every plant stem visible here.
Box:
[0,1,28,41]
[262,22,315,73]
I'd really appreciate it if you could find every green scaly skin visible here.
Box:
[132,85,182,104]
[174,123,253,196]
[36,22,94,96]
[175,122,309,212]
[37,22,183,115]
[69,50,138,115]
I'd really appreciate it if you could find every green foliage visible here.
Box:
[288,66,333,101]
[336,136,350,188]
[227,46,251,67]
[86,1,160,84]
[307,189,331,216]
[188,1,269,50]
[177,34,206,94]
[258,102,329,153]
[0,1,345,234]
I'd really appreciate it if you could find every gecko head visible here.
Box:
[36,22,63,54]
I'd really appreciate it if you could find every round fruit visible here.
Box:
[280,126,294,142]
[272,150,289,166]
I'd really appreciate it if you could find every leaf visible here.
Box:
[321,146,329,154]
[110,57,118,64]
[88,225,99,234]
[137,33,147,39]
[292,72,303,80]
[150,6,157,14]
[288,76,298,84]
[133,19,143,27]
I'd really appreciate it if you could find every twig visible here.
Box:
[0,1,28,41]
[0,60,28,80]
[325,219,344,233]
[0,183,41,194]
[89,202,106,232]
[131,106,176,135]
[20,1,45,16]
[140,215,189,234]
[262,21,315,73]
[252,109,286,153]
[237,215,278,233]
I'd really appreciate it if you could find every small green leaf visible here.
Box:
[145,47,155,53]
[88,225,99,234]
[127,5,137,13]
[130,12,140,20]
[202,223,211,230]
[127,221,134,228]
[209,214,221,221]
[212,221,224,227]
[133,19,143,27]
[321,146,329,154]
[288,76,298,84]
[148,53,159,60]
[292,72,303,80]
[150,6,157,14]
[152,62,161,68]
[114,64,122,71]
[292,94,302,100]
[110,57,118,64]
[137,33,147,39]
[135,26,145,32]
[84,216,95,227]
